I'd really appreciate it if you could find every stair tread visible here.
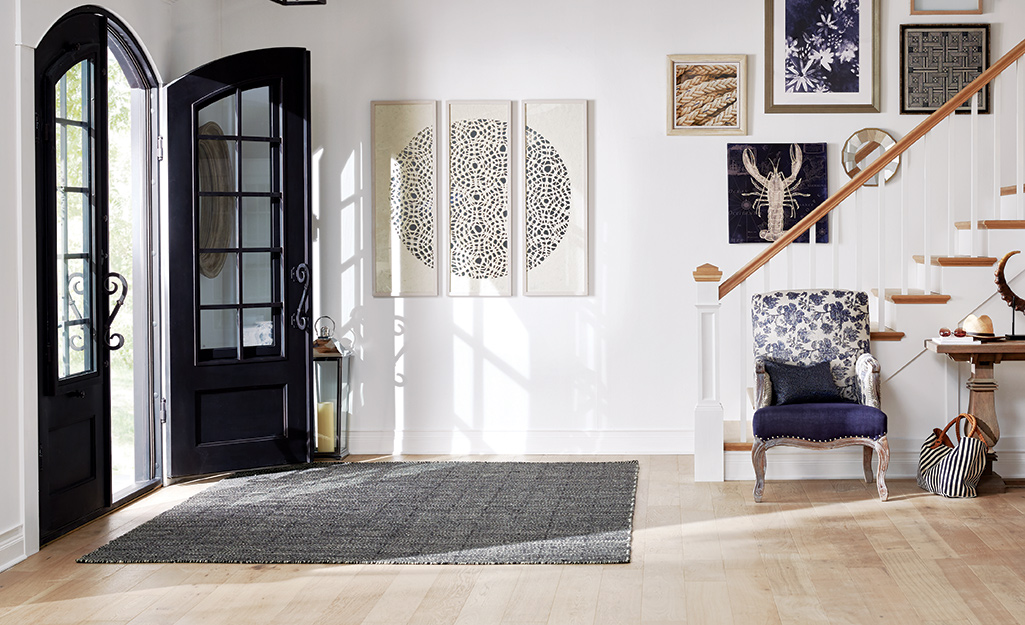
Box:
[912,254,997,267]
[871,288,951,304]
[954,219,1025,230]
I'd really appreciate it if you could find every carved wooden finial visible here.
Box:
[693,263,723,282]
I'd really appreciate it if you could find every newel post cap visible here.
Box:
[693,263,723,283]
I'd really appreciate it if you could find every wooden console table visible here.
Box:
[925,339,1025,493]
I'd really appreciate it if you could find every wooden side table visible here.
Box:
[925,339,1025,493]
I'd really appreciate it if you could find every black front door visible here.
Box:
[35,12,112,543]
[166,48,313,478]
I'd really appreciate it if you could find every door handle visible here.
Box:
[106,272,128,350]
[66,389,86,399]
[290,262,311,331]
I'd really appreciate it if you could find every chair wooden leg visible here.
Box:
[752,437,767,503]
[875,436,889,502]
[862,446,874,484]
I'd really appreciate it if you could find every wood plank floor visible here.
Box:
[3,455,1025,624]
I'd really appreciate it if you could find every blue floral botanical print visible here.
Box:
[785,0,860,94]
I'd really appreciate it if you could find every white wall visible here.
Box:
[153,0,1025,456]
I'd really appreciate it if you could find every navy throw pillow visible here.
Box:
[764,360,847,405]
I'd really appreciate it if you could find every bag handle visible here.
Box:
[930,413,986,450]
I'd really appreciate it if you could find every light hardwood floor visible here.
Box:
[3,455,1025,624]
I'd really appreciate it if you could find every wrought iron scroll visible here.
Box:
[290,262,311,331]
[106,272,128,350]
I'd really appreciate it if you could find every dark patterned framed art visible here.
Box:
[765,0,880,113]
[900,24,990,115]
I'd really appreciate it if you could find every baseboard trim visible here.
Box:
[349,429,695,456]
[0,525,26,573]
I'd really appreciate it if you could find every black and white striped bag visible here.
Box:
[917,413,988,498]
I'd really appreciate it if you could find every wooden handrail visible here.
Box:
[717,36,1025,300]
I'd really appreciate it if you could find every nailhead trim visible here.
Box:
[762,433,886,443]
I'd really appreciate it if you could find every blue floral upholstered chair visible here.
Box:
[751,289,889,502]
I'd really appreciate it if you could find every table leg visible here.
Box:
[966,360,1000,447]
[966,360,1005,494]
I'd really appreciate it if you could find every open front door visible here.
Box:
[166,48,312,478]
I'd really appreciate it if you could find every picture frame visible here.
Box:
[523,100,588,296]
[371,100,439,297]
[900,24,990,115]
[667,55,746,136]
[910,0,982,15]
[447,100,513,297]
[764,0,880,113]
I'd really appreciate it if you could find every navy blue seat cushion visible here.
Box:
[764,359,847,405]
[753,403,887,442]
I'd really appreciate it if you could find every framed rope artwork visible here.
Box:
[371,101,439,297]
[523,100,588,296]
[447,101,512,297]
[666,55,746,136]
[765,0,880,113]
[900,24,990,115]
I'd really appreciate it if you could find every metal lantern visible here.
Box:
[312,316,351,459]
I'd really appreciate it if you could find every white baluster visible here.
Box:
[971,91,979,256]
[855,187,862,290]
[901,147,908,295]
[832,211,840,288]
[809,222,817,288]
[739,279,748,445]
[1018,58,1025,219]
[994,76,1002,223]
[924,132,931,293]
[694,265,724,482]
[947,112,954,256]
[877,179,886,332]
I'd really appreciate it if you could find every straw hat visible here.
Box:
[962,314,994,336]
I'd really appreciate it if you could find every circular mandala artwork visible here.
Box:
[449,118,510,279]
[525,127,572,270]
[389,126,436,269]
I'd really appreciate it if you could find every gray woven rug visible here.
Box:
[79,461,638,565]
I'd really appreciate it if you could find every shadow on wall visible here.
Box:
[314,100,608,455]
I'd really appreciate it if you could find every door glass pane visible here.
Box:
[198,92,236,136]
[241,86,271,137]
[241,197,274,247]
[241,141,272,193]
[55,60,95,381]
[200,309,238,352]
[242,308,276,347]
[198,195,237,250]
[107,45,139,494]
[200,253,238,305]
[242,252,274,304]
[198,139,236,193]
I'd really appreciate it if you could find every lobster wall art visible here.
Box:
[727,142,829,244]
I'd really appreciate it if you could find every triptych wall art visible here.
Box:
[371,101,439,297]
[372,100,588,298]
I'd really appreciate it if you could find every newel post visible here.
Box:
[693,264,724,481]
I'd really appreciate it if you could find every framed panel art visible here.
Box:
[727,142,829,244]
[900,24,990,115]
[371,101,439,296]
[765,0,880,113]
[523,100,588,296]
[666,55,747,136]
[447,101,512,296]
[910,0,982,15]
